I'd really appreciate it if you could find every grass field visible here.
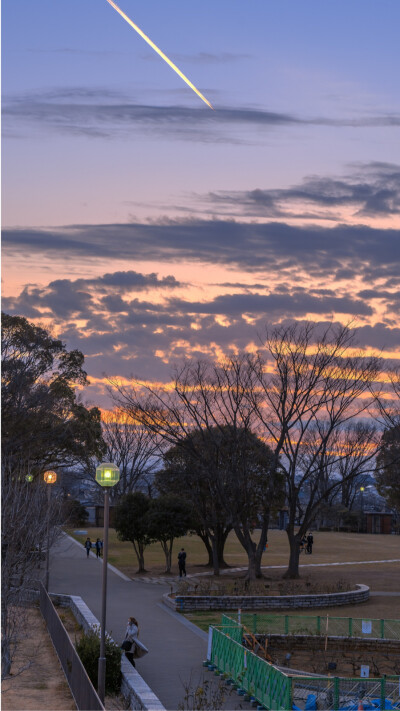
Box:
[67,528,400,624]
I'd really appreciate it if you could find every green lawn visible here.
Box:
[66,527,400,624]
[67,527,400,578]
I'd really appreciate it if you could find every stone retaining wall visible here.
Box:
[164,584,369,612]
[49,593,166,711]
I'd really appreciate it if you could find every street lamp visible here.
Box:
[96,462,120,703]
[43,470,57,591]
[360,486,365,533]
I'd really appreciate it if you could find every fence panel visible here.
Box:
[228,613,400,641]
[210,627,291,711]
[212,618,400,711]
[39,583,105,711]
[221,615,243,643]
[291,675,400,710]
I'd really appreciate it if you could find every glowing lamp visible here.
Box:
[96,462,120,488]
[44,471,57,484]
[25,474,34,483]
[360,486,365,492]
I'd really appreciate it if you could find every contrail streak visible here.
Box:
[105,0,214,110]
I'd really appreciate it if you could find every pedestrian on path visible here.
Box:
[178,548,187,577]
[306,532,314,554]
[95,538,102,558]
[122,616,148,667]
[84,537,92,558]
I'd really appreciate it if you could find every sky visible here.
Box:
[2,0,400,407]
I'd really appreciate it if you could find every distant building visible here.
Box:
[365,511,394,534]
[83,502,116,527]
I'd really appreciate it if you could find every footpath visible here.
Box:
[48,534,209,710]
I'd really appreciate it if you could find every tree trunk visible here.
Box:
[283,530,301,578]
[255,514,269,577]
[168,538,173,572]
[198,526,231,569]
[216,525,231,568]
[132,541,147,573]
[234,526,258,581]
[160,540,171,573]
[210,535,220,576]
[198,532,214,566]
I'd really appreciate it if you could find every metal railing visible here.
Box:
[39,582,105,711]
[291,674,400,710]
[210,626,291,710]
[207,619,400,710]
[225,613,400,641]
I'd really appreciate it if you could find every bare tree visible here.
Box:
[1,459,62,679]
[101,408,159,501]
[112,355,283,579]
[374,366,400,429]
[249,322,382,578]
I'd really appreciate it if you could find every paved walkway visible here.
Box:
[135,557,400,587]
[47,535,247,710]
[46,536,400,708]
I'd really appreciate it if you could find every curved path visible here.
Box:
[47,535,400,708]
[48,535,247,710]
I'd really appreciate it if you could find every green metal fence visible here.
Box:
[225,613,400,641]
[210,626,291,711]
[207,619,400,711]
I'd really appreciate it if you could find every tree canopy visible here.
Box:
[1,312,105,474]
[376,425,400,512]
[113,492,154,572]
[145,495,194,573]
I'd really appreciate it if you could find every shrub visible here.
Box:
[75,625,122,694]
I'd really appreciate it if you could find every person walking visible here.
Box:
[84,537,92,558]
[95,538,102,558]
[178,548,187,577]
[122,616,148,667]
[306,532,314,554]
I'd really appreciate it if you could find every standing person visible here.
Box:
[84,537,92,558]
[306,532,314,554]
[122,616,148,667]
[95,538,102,558]
[178,548,187,577]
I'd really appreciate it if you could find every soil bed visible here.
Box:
[260,635,400,677]
[1,605,75,711]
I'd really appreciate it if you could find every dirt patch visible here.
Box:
[1,606,75,711]
[2,605,129,711]
[175,573,353,597]
[264,635,400,677]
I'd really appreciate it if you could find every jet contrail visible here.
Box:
[105,0,214,110]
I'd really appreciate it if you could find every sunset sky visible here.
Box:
[2,0,400,407]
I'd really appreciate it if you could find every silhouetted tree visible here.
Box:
[113,492,154,572]
[249,322,381,578]
[375,425,400,513]
[145,495,194,573]
[1,312,105,474]
[112,357,283,579]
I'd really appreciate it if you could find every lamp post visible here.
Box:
[360,486,365,533]
[96,462,120,704]
[43,470,57,591]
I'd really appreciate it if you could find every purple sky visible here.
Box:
[2,0,400,406]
